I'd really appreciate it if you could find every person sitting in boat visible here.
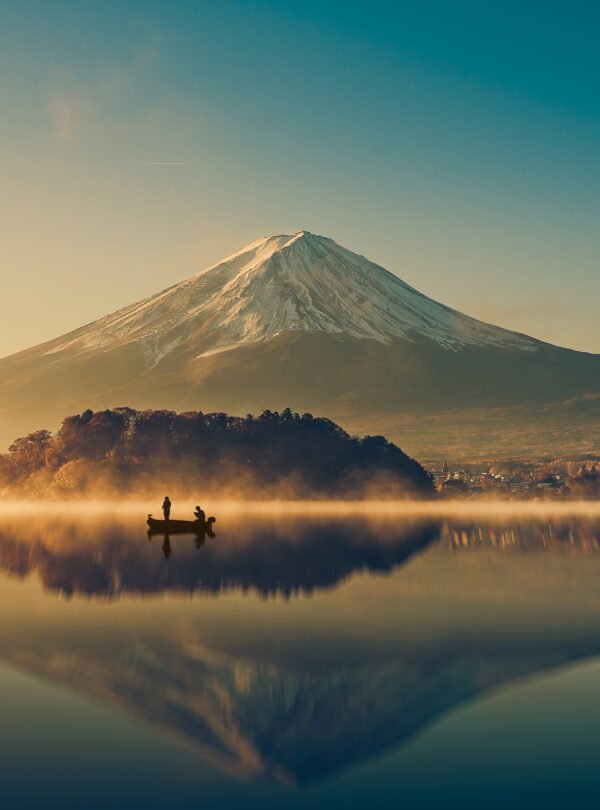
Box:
[194,504,205,523]
[162,496,171,520]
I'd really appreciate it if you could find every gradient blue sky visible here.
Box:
[1,0,599,355]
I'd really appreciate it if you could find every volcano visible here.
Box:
[1,230,598,457]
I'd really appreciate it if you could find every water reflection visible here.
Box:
[445,518,600,553]
[161,533,171,558]
[0,511,600,787]
[0,513,440,598]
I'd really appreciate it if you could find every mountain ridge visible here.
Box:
[0,230,598,456]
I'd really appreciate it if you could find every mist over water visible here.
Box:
[2,498,600,519]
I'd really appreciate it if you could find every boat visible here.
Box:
[147,515,216,535]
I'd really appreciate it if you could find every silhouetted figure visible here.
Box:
[194,504,205,523]
[162,534,171,559]
[162,496,171,521]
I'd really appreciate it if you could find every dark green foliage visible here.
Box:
[0,408,433,497]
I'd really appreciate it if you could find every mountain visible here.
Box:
[1,230,598,456]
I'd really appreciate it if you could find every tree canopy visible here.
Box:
[0,407,433,498]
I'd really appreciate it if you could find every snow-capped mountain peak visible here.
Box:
[44,230,538,363]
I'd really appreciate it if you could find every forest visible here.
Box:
[0,407,433,498]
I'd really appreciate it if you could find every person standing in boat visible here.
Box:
[162,496,172,521]
[194,504,205,523]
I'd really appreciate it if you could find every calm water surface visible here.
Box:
[1,507,600,808]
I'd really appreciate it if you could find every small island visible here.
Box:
[0,407,433,499]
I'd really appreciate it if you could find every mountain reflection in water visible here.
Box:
[0,510,600,787]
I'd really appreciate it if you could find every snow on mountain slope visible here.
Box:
[44,230,539,364]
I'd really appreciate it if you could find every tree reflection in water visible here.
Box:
[0,512,441,598]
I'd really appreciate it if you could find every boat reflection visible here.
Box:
[162,533,171,558]
[148,519,217,561]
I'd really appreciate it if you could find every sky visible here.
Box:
[1,0,599,356]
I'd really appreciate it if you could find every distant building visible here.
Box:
[431,459,450,490]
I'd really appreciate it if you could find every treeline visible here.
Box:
[0,407,433,498]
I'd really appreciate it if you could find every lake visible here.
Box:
[1,502,600,808]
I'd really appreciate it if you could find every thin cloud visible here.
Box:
[46,31,164,144]
[48,92,90,142]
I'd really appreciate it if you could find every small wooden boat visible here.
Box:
[147,515,216,535]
